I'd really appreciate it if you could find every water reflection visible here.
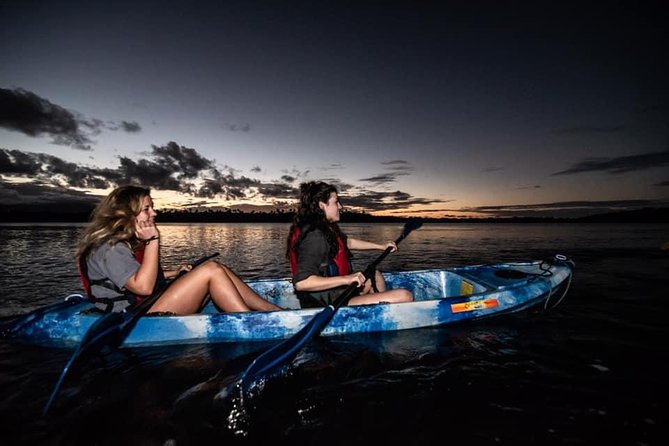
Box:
[1,222,667,317]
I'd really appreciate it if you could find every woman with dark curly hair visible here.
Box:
[287,181,413,308]
[76,185,281,314]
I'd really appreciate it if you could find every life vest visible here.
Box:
[78,243,162,312]
[289,227,350,278]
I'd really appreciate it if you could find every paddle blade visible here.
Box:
[44,252,220,415]
[240,306,335,392]
[43,311,127,415]
[401,218,423,239]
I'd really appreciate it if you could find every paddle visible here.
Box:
[43,252,220,415]
[237,219,423,393]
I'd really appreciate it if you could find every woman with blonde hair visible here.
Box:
[77,185,280,314]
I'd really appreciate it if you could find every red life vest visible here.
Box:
[289,227,350,277]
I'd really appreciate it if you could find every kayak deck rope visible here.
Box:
[544,271,572,310]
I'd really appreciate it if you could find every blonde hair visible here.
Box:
[76,185,151,257]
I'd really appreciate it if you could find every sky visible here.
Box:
[1,0,668,219]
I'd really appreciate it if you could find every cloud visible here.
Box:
[255,182,298,200]
[120,142,262,199]
[0,87,96,150]
[359,160,414,185]
[0,179,102,209]
[552,150,669,175]
[1,146,442,214]
[121,121,141,132]
[341,189,444,211]
[655,180,669,187]
[0,148,116,188]
[465,199,665,218]
[0,88,142,149]
[0,142,260,197]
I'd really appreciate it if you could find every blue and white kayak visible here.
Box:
[7,256,574,348]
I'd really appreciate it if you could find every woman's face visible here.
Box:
[319,192,341,222]
[136,195,157,224]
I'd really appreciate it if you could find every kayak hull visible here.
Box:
[10,257,574,348]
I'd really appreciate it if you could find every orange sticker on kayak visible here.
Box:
[451,298,499,313]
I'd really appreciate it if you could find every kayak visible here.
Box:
[6,255,574,348]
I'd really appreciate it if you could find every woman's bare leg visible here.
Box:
[348,288,413,306]
[149,262,251,314]
[218,263,282,311]
[361,270,387,294]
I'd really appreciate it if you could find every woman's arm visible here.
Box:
[123,238,160,295]
[293,230,367,292]
[294,272,365,292]
[347,237,397,252]
[124,219,161,295]
[163,263,192,279]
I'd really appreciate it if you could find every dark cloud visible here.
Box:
[340,189,443,212]
[466,199,665,218]
[482,167,503,173]
[0,148,118,188]
[0,88,142,149]
[358,174,399,184]
[121,121,142,132]
[655,180,669,187]
[0,142,260,198]
[151,141,214,180]
[552,150,669,175]
[1,146,443,214]
[359,160,414,186]
[0,87,95,150]
[204,170,261,200]
[381,160,411,169]
[0,179,102,208]
[513,185,541,190]
[255,183,298,200]
[317,178,355,193]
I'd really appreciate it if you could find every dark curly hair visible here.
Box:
[286,181,348,262]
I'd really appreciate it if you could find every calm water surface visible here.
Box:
[0,222,667,445]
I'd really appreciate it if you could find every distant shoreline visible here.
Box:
[1,207,667,224]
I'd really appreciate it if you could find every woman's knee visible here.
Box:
[200,260,226,275]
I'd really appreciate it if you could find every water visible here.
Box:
[0,222,667,445]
